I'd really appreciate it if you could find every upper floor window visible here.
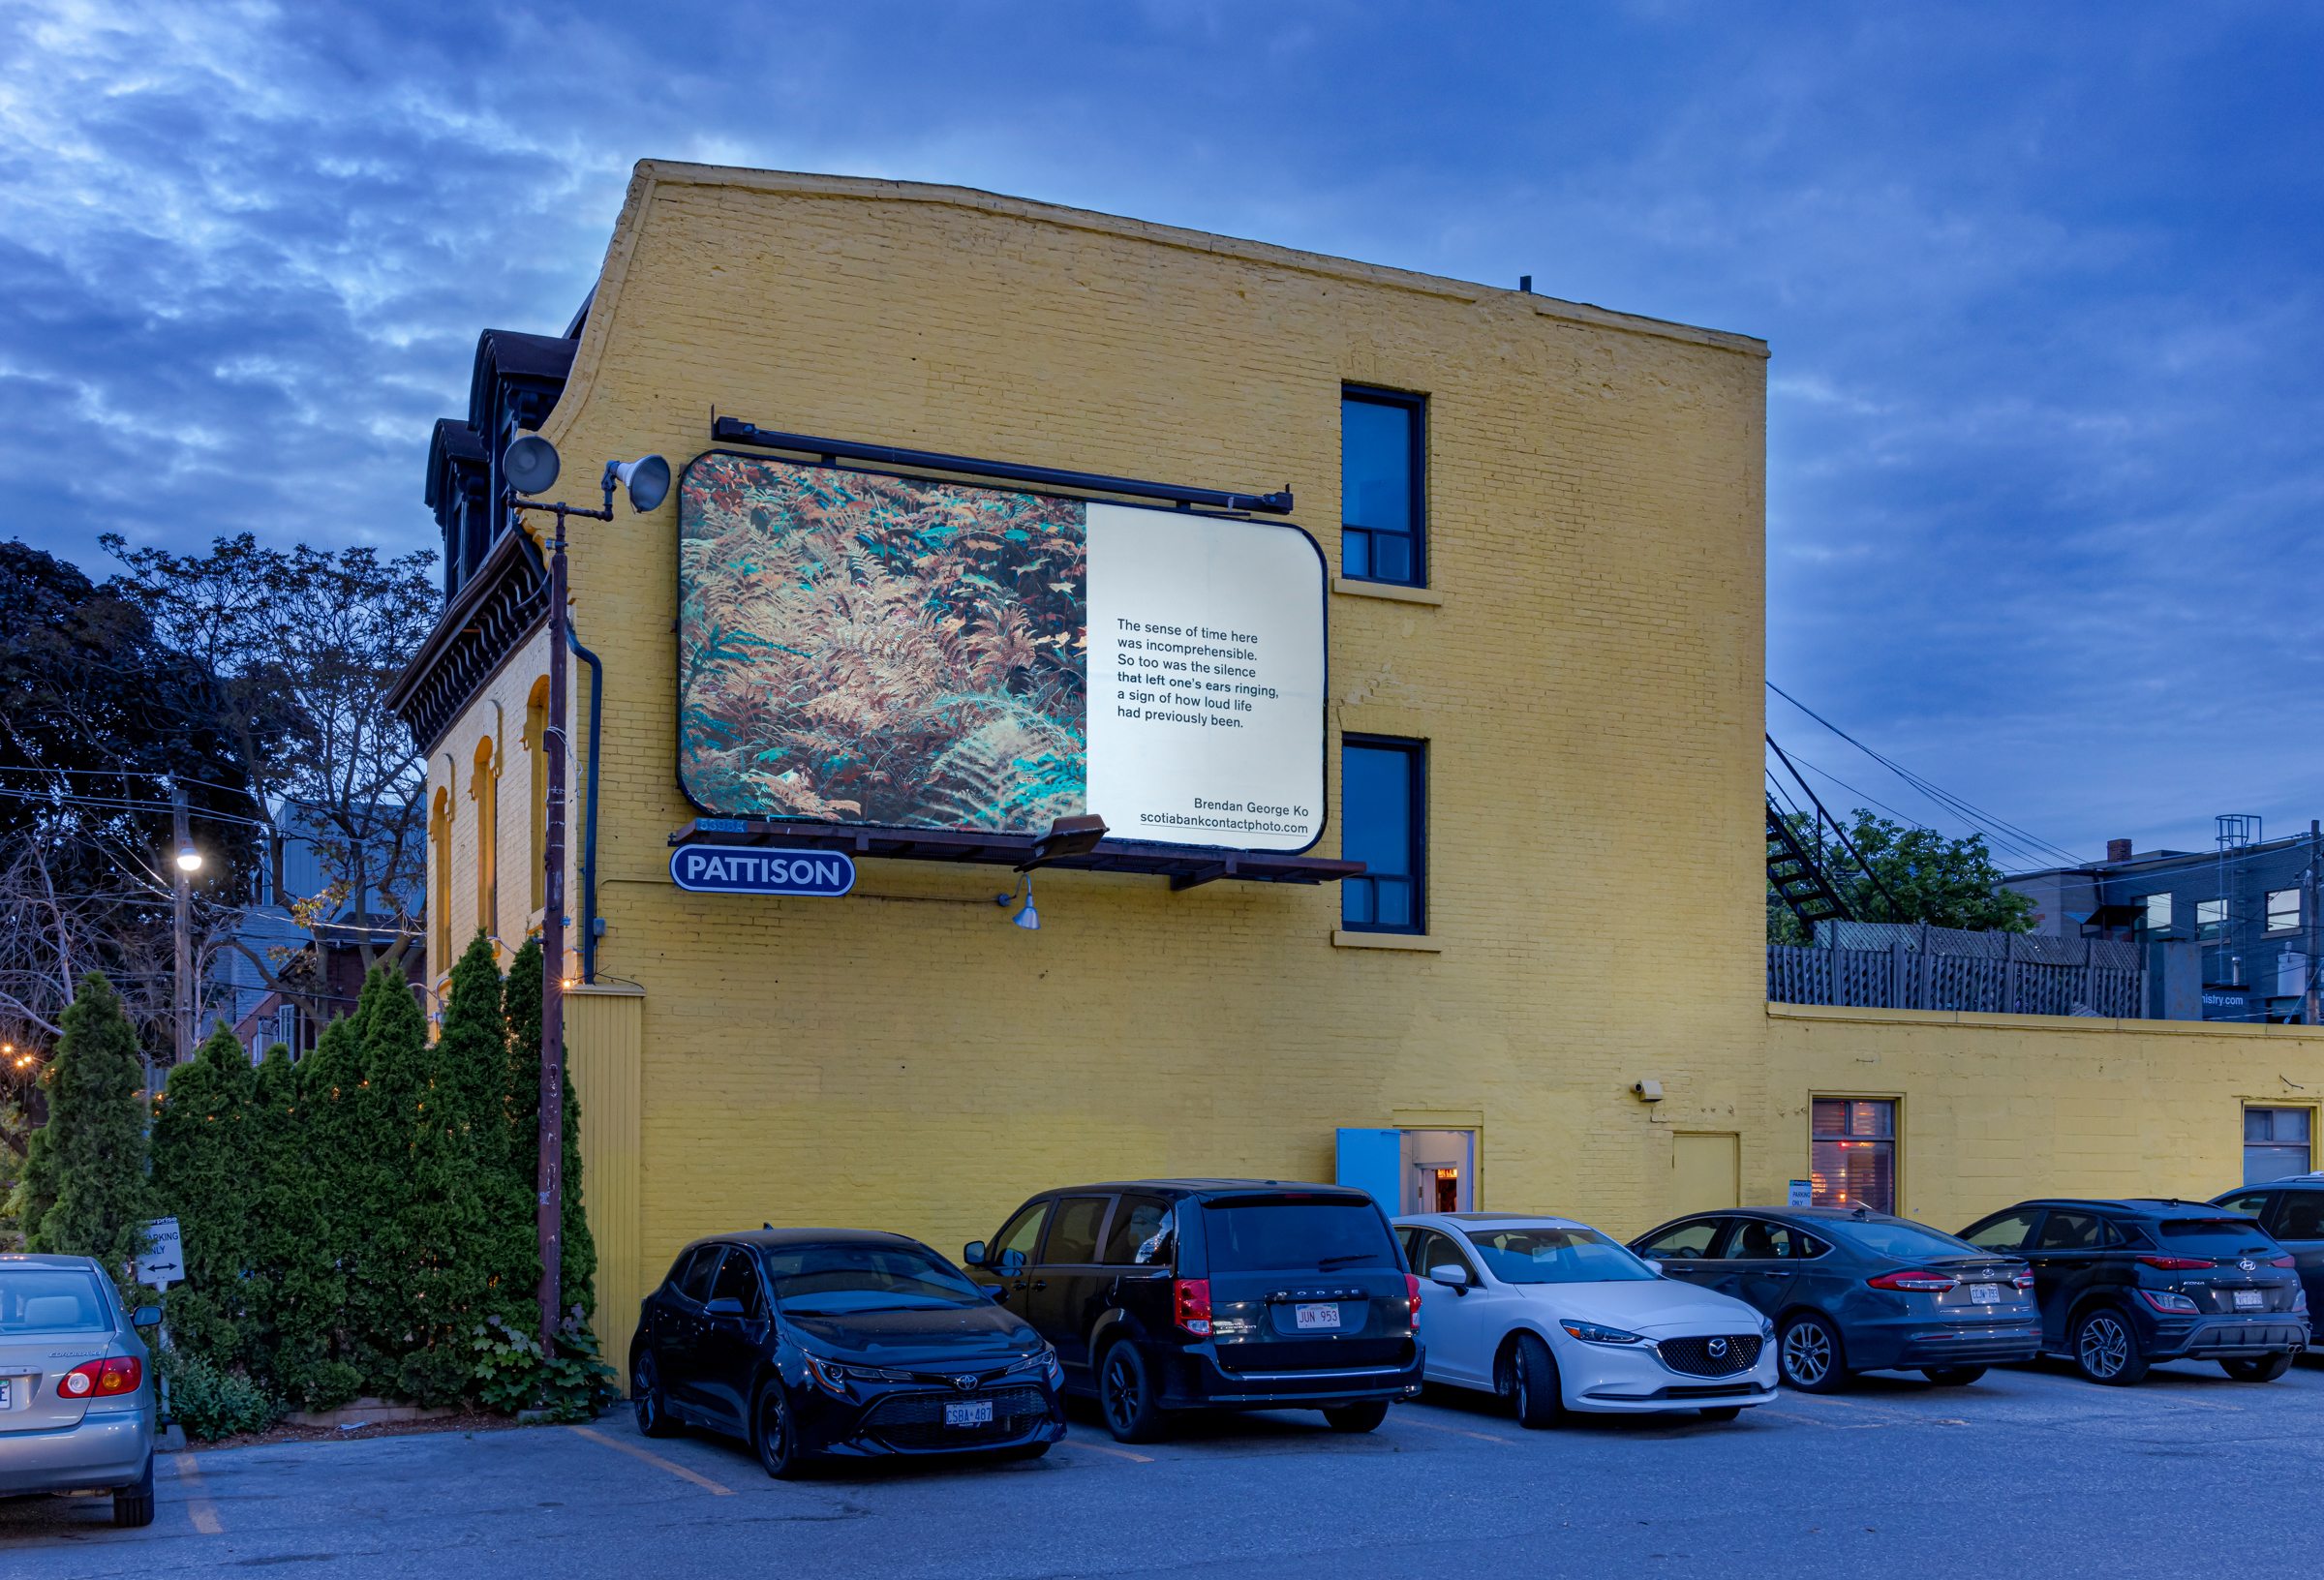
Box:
[1341,737,1424,934]
[2268,888,2301,933]
[1341,387,1426,587]
[2197,897,2227,940]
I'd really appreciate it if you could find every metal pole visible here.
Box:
[538,505,568,1352]
[2307,820,2320,1027]
[171,783,192,1065]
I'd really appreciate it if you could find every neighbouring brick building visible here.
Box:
[388,163,2324,1376]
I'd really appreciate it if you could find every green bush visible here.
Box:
[468,1309,617,1422]
[161,1348,283,1442]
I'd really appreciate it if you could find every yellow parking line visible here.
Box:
[173,1452,223,1534]
[1068,1436,1155,1463]
[1397,1415,1515,1444]
[567,1426,736,1495]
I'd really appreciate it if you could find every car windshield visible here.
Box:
[1820,1219,1987,1261]
[2156,1219,2278,1255]
[0,1267,111,1332]
[761,1244,986,1315]
[1464,1227,1658,1284]
[1204,1199,1396,1272]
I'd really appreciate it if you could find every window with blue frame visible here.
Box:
[1341,737,1424,932]
[1341,387,1425,586]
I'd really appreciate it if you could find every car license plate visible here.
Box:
[944,1400,994,1427]
[0,1378,9,1409]
[1295,1302,1343,1330]
[2235,1290,2265,1310]
[1970,1284,2002,1304]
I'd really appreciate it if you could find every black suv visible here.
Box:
[1957,1199,2309,1384]
[2213,1175,2324,1320]
[963,1180,1422,1442]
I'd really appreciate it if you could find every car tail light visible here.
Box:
[1173,1278,1212,1337]
[1866,1269,1958,1292]
[2137,1255,2216,1271]
[61,1356,140,1397]
[2012,1270,2035,1290]
[2138,1289,2199,1314]
[1406,1273,1422,1325]
[2270,1256,2296,1269]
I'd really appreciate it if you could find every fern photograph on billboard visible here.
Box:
[677,451,1325,853]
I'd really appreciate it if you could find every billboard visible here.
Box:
[678,452,1325,852]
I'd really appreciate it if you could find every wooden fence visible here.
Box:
[1768,941,2145,1018]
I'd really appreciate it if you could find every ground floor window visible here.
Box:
[1811,1098,1896,1214]
[2245,1107,2312,1183]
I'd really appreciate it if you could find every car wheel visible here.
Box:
[1321,1400,1390,1433]
[1921,1366,1986,1386]
[1099,1342,1169,1443]
[1509,1332,1566,1429]
[632,1350,681,1439]
[2220,1352,2293,1382]
[1697,1406,1743,1421]
[2071,1306,2150,1386]
[1779,1314,1851,1393]
[111,1453,155,1529]
[752,1382,809,1479]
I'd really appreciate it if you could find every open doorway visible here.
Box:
[1400,1129,1475,1214]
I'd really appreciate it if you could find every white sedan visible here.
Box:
[1393,1212,1779,1425]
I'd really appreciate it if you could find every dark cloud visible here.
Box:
[5,1,2320,857]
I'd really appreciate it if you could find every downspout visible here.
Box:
[566,618,604,984]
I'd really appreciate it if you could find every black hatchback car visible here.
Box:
[630,1229,1067,1477]
[1629,1206,2038,1392]
[1958,1199,2310,1384]
[963,1180,1423,1443]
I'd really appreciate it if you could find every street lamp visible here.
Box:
[504,433,668,1352]
[175,843,201,873]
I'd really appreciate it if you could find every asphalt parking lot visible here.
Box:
[10,1356,2324,1577]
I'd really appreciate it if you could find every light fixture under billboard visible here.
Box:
[669,845,857,897]
[677,452,1327,855]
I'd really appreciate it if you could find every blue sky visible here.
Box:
[5,2,2321,866]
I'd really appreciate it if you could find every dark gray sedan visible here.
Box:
[1628,1206,2039,1392]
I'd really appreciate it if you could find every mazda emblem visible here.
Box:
[2240,1260,2256,1272]
[1708,1337,1728,1357]
[953,1375,980,1392]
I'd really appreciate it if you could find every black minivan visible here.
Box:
[963,1179,1423,1443]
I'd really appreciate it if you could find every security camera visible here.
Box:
[1632,1079,1665,1102]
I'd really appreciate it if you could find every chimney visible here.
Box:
[2106,838,2131,864]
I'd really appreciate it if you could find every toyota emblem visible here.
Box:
[953,1375,981,1392]
[1708,1337,1728,1357]
[2240,1260,2256,1272]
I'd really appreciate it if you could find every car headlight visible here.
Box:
[1560,1320,1646,1347]
[802,1354,912,1394]
[1759,1318,1776,1340]
[1006,1348,1065,1385]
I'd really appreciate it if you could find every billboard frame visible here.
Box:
[672,445,1342,880]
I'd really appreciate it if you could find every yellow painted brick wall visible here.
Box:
[503,162,1773,1333]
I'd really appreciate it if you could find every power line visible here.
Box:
[1766,682,2083,868]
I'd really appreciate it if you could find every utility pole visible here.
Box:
[537,509,569,1352]
[2307,820,2319,1027]
[171,783,193,1065]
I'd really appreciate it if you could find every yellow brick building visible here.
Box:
[389,162,2324,1371]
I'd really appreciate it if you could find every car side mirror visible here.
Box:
[990,1286,1010,1303]
[132,1306,163,1327]
[997,1248,1027,1274]
[963,1241,988,1267]
[703,1296,745,1318]
[1428,1264,1469,1288]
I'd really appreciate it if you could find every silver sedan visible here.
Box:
[0,1254,162,1527]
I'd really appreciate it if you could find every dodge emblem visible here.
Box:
[1708,1337,1728,1357]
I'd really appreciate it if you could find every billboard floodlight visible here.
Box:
[609,455,672,514]
[505,434,561,496]
[1018,813,1108,871]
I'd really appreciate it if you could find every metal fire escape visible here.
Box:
[1766,799,1853,930]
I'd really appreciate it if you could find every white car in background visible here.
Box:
[1394,1212,1779,1425]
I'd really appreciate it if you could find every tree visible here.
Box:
[8,972,157,1301]
[440,932,533,1324]
[248,1043,359,1411]
[504,937,596,1323]
[296,1007,374,1388]
[151,1021,257,1364]
[1767,809,2037,944]
[102,534,438,1026]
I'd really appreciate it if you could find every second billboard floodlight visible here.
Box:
[608,455,672,514]
[505,434,561,495]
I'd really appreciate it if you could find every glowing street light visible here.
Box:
[175,843,202,873]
